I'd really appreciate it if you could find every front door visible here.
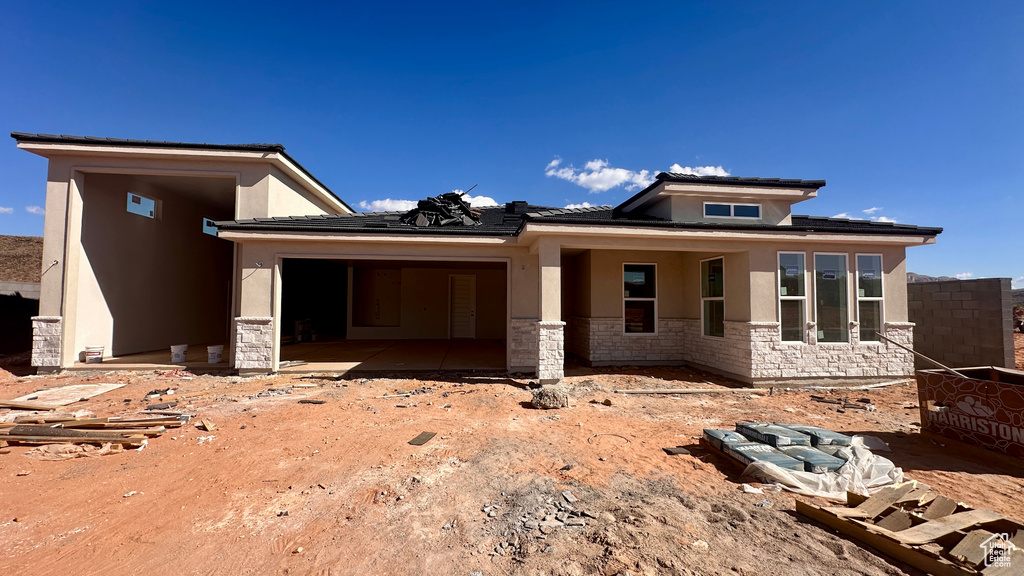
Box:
[449,274,476,338]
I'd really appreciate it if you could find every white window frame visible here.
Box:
[777,251,808,343]
[622,262,657,335]
[855,253,884,344]
[700,256,725,338]
[702,201,762,219]
[812,252,851,345]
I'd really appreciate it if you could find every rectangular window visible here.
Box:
[703,202,761,219]
[701,257,724,337]
[202,218,218,237]
[857,254,883,342]
[126,192,157,219]
[814,254,849,343]
[778,252,806,341]
[623,264,656,333]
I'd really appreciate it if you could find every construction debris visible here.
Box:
[399,192,481,227]
[408,431,436,446]
[797,483,1024,575]
[0,414,183,450]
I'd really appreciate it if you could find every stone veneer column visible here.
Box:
[234,317,274,372]
[537,321,565,383]
[509,319,539,373]
[882,322,915,375]
[31,316,63,369]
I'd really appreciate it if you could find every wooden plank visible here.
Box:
[0,400,58,411]
[3,434,144,446]
[893,509,1005,545]
[408,432,436,446]
[876,510,914,532]
[7,425,144,439]
[14,383,125,407]
[948,529,994,568]
[981,547,1024,576]
[796,501,974,576]
[897,485,934,506]
[923,495,960,520]
[855,483,918,519]
[614,388,771,395]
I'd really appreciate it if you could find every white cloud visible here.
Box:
[25,205,45,215]
[357,198,417,212]
[451,190,499,207]
[871,215,898,223]
[1013,276,1024,289]
[832,212,851,219]
[862,206,882,214]
[565,202,595,209]
[955,272,974,280]
[545,157,730,194]
[0,206,13,214]
[667,164,730,177]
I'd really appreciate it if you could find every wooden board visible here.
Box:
[14,383,126,407]
[2,434,144,446]
[982,547,1024,575]
[948,529,994,568]
[875,510,914,532]
[894,509,1004,545]
[855,483,918,519]
[0,400,58,411]
[924,495,960,520]
[796,500,974,576]
[408,432,436,446]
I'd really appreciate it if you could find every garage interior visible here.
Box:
[278,258,508,372]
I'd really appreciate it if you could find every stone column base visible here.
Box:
[235,317,274,372]
[538,321,565,383]
[31,316,63,369]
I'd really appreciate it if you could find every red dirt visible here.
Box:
[2,367,1023,575]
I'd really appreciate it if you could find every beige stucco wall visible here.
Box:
[668,196,794,226]
[72,173,234,357]
[347,265,506,339]
[266,166,335,217]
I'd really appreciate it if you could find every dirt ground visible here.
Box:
[1,359,1023,576]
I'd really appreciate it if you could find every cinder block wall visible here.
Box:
[907,278,1013,369]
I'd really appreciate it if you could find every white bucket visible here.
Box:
[207,345,224,364]
[85,346,104,364]
[170,344,188,363]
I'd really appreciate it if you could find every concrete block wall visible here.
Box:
[907,278,1014,369]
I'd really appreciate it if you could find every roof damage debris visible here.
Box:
[400,192,481,227]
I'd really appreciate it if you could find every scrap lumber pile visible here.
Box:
[797,483,1024,575]
[399,192,481,227]
[0,414,184,449]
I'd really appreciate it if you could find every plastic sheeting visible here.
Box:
[741,443,903,501]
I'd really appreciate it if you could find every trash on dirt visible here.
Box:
[24,443,124,460]
[145,402,178,411]
[741,483,764,494]
[156,369,194,379]
[14,383,126,407]
[197,419,216,432]
[145,388,174,399]
[408,432,436,446]
[810,395,844,405]
[662,446,691,456]
[298,399,326,405]
[851,434,891,453]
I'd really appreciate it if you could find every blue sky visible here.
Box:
[1,2,1021,286]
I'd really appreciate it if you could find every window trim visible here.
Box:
[855,253,884,344]
[777,251,808,343]
[700,256,725,338]
[812,252,851,345]
[622,262,658,335]
[702,201,762,220]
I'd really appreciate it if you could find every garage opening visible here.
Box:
[279,258,507,372]
[76,172,235,363]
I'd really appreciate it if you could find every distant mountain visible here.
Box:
[906,272,957,283]
[1013,289,1024,308]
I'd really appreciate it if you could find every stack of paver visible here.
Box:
[702,422,851,473]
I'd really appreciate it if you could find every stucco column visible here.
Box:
[536,240,564,382]
[234,242,277,373]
